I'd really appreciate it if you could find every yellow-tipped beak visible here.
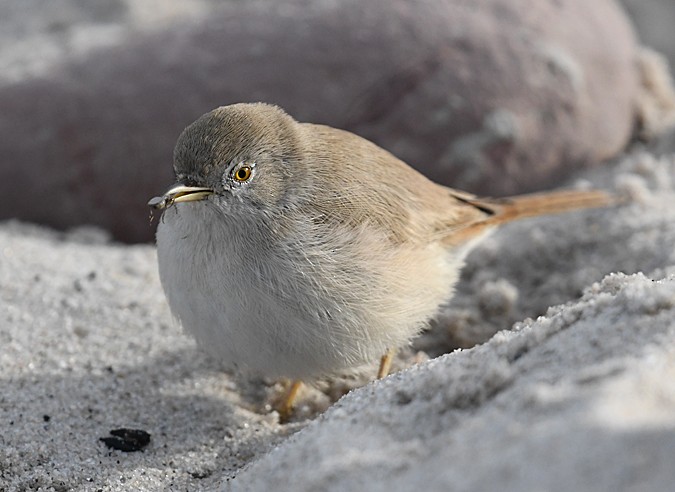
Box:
[148,184,214,210]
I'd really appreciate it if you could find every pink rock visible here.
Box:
[0,0,639,242]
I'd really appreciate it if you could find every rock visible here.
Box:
[0,0,641,241]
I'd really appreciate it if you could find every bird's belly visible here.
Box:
[156,212,375,378]
[156,207,464,379]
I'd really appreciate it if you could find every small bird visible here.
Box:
[150,103,611,414]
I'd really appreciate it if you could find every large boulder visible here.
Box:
[0,0,641,241]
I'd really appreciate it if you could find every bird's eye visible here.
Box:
[233,165,253,182]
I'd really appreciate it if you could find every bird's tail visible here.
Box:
[478,189,614,226]
[445,189,615,245]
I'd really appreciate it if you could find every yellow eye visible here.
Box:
[233,165,252,182]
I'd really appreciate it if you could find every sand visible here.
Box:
[2,150,675,491]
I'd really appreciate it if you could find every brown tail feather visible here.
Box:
[445,189,614,245]
[477,189,614,227]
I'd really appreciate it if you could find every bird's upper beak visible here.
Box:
[148,183,214,210]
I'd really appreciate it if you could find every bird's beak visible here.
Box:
[148,184,214,210]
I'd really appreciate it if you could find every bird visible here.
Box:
[150,102,612,416]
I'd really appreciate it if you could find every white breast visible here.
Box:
[156,201,467,379]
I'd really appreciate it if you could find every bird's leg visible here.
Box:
[377,348,396,379]
[278,350,393,421]
[278,379,303,422]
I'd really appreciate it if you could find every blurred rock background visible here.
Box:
[1,0,673,242]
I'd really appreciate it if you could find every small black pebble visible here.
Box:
[100,428,151,452]
[43,415,51,422]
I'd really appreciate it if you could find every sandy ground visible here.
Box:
[2,150,675,491]
[2,1,675,490]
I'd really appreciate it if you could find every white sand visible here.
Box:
[2,151,675,491]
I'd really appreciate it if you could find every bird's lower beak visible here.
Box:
[148,184,214,210]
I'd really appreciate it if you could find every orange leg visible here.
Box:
[278,380,303,422]
[377,348,396,379]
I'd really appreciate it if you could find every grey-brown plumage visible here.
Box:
[152,103,612,379]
